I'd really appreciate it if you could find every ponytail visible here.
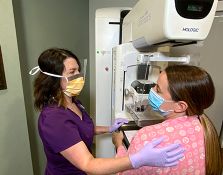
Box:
[199,114,222,175]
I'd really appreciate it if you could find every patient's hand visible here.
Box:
[112,131,124,148]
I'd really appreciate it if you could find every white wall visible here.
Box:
[0,0,33,174]
[195,17,223,134]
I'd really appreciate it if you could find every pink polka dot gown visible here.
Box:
[116,116,205,175]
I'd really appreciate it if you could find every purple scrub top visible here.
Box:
[38,100,94,175]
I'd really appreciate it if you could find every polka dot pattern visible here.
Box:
[116,116,205,175]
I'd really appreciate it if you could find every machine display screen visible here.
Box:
[175,0,214,19]
[187,4,203,12]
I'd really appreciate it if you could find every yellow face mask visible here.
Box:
[63,74,85,97]
[29,66,85,97]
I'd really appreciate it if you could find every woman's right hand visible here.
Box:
[129,137,185,168]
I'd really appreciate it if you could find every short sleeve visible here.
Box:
[39,109,82,153]
[116,145,128,158]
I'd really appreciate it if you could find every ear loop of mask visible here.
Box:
[29,58,88,81]
[29,66,69,82]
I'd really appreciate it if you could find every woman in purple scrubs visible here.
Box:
[29,48,184,175]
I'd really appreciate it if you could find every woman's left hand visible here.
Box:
[109,118,128,133]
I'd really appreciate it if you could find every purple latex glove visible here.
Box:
[129,137,185,168]
[109,118,128,133]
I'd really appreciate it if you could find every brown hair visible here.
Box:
[33,48,81,110]
[165,64,222,175]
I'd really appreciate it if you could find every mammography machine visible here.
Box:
[112,0,218,128]
[94,0,218,157]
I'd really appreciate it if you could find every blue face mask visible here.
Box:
[148,88,173,117]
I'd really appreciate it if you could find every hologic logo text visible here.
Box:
[182,27,199,32]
